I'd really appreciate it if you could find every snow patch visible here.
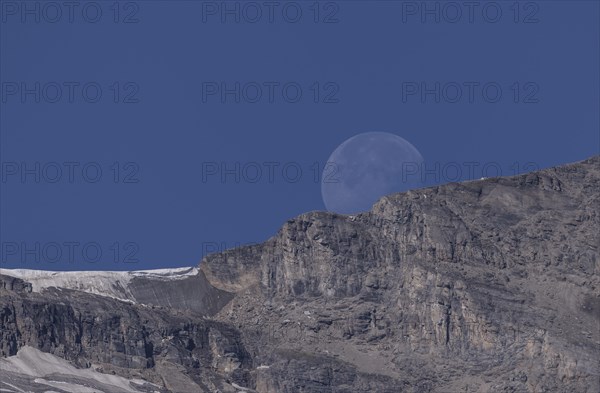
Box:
[0,267,198,302]
[0,346,158,393]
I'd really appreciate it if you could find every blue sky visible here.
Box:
[1,1,598,270]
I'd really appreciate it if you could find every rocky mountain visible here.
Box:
[1,156,598,393]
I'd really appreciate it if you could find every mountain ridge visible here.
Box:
[1,155,598,392]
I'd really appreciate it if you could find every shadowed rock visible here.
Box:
[128,270,234,316]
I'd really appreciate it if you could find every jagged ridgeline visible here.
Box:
[1,156,599,393]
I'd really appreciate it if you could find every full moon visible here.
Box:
[321,132,424,214]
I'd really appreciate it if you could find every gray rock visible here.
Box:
[128,270,234,316]
[1,156,598,392]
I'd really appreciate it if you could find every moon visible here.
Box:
[321,132,424,214]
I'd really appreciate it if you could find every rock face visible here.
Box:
[1,156,599,393]
[2,267,233,316]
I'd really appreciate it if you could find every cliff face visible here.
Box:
[200,156,599,392]
[1,156,599,393]
[0,278,254,392]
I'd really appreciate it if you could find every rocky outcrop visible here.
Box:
[127,270,234,316]
[0,285,253,392]
[1,156,598,392]
[0,274,32,293]
[201,156,600,392]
